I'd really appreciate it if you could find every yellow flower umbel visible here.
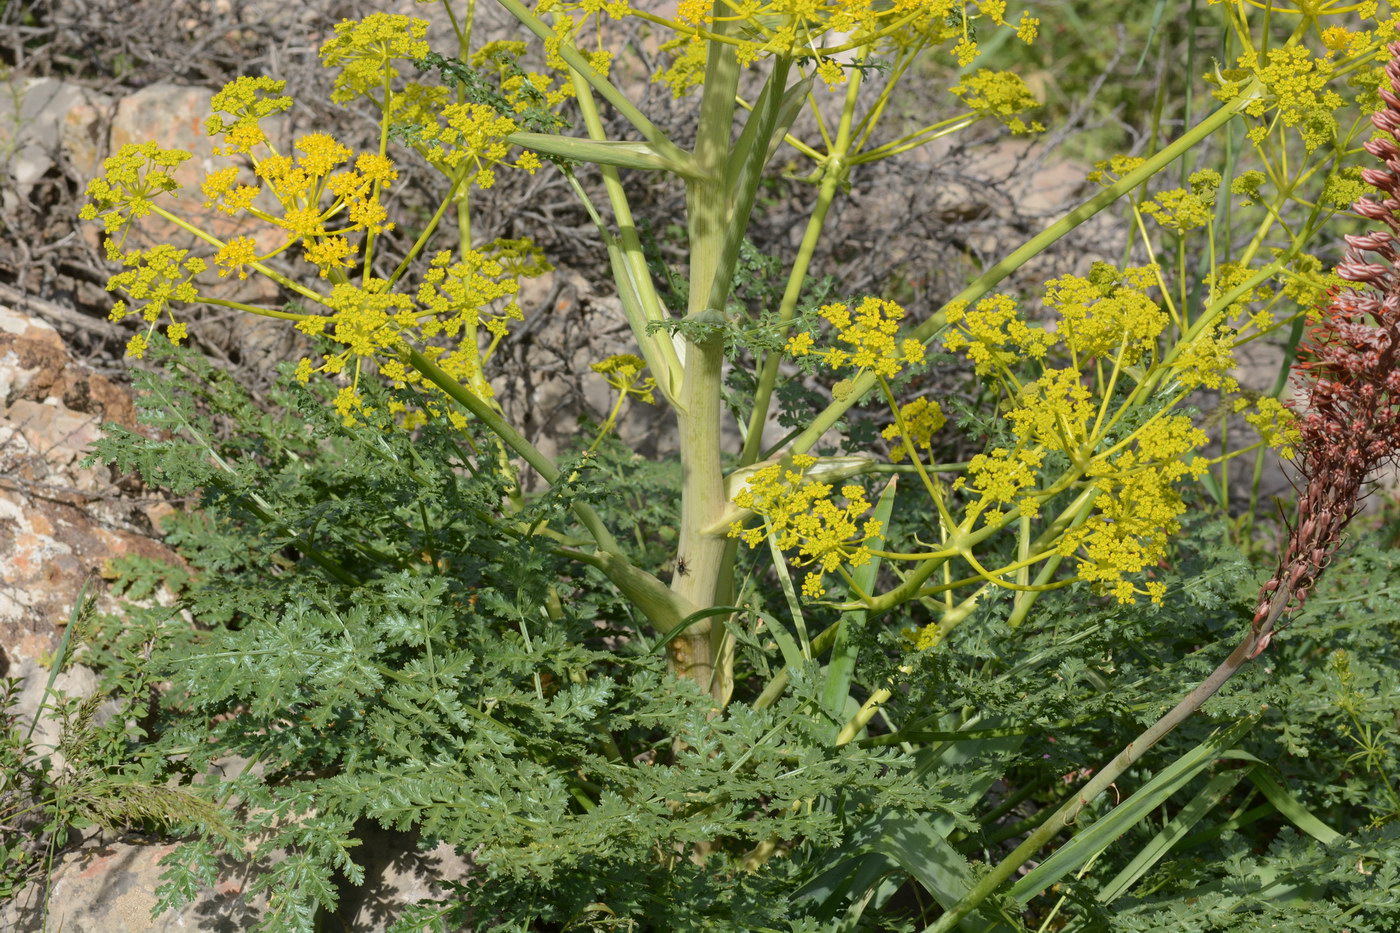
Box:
[102,244,205,357]
[78,142,192,238]
[882,397,946,463]
[1209,45,1345,151]
[728,455,881,600]
[319,13,431,104]
[950,69,1045,135]
[943,294,1054,381]
[788,297,926,383]
[591,354,657,405]
[205,76,293,156]
[1043,264,1168,367]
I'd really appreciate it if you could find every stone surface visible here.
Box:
[1,78,114,210]
[0,302,178,669]
[0,825,474,932]
[0,839,265,933]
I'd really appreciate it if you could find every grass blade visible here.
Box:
[1008,715,1258,905]
[1096,767,1249,903]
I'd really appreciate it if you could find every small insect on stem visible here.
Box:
[674,556,690,577]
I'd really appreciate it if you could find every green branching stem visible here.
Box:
[667,5,743,697]
[402,346,690,633]
[739,65,864,466]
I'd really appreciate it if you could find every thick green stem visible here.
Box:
[669,6,742,701]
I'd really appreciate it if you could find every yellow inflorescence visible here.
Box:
[80,13,551,407]
[728,454,881,600]
[1171,323,1240,393]
[78,142,191,236]
[1242,396,1303,459]
[591,354,657,404]
[1140,170,1220,234]
[952,446,1045,524]
[319,13,431,104]
[205,76,292,156]
[788,297,925,380]
[950,70,1045,135]
[1005,368,1097,454]
[943,294,1054,377]
[102,244,205,358]
[882,397,946,462]
[1042,264,1167,365]
[1210,45,1345,151]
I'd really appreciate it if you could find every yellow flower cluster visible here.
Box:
[417,245,530,341]
[1229,170,1266,205]
[787,297,925,380]
[319,13,431,104]
[591,354,657,404]
[205,76,293,156]
[200,165,259,216]
[325,239,546,424]
[941,294,1053,378]
[1086,154,1146,186]
[1057,415,1210,604]
[952,445,1045,524]
[103,244,205,357]
[296,278,417,376]
[200,119,402,280]
[728,454,880,600]
[1042,264,1167,365]
[1211,46,1344,151]
[882,397,946,462]
[1140,169,1220,233]
[1172,323,1240,393]
[927,251,1295,605]
[1006,367,1096,454]
[1239,396,1302,458]
[1321,165,1367,210]
[1280,251,1346,312]
[417,101,540,188]
[950,69,1045,135]
[77,141,191,235]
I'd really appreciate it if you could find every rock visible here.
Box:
[0,839,265,933]
[0,78,114,210]
[0,824,473,932]
[0,302,176,668]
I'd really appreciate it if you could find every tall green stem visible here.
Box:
[739,64,864,466]
[669,4,742,700]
